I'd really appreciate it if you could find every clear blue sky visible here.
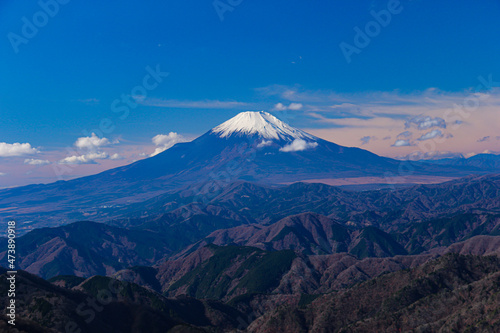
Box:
[1,0,500,186]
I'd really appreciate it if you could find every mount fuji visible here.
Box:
[211,111,315,140]
[112,111,399,183]
[0,111,469,230]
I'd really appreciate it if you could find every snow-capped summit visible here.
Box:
[211,111,315,141]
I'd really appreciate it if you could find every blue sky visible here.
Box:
[1,0,500,187]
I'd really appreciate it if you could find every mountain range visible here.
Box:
[425,153,500,171]
[248,253,500,332]
[2,244,500,332]
[1,111,499,331]
[1,111,495,233]
[3,181,499,281]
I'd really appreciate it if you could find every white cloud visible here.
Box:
[109,153,124,160]
[24,158,50,165]
[273,103,287,111]
[150,147,168,157]
[392,139,412,147]
[257,140,273,148]
[272,102,303,111]
[280,139,318,152]
[57,133,120,164]
[150,132,187,156]
[75,133,111,152]
[288,103,303,110]
[417,129,443,141]
[0,172,6,176]
[152,133,182,146]
[59,152,109,165]
[0,142,38,157]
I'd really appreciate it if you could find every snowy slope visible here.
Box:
[211,111,315,141]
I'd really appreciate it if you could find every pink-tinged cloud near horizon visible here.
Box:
[305,103,500,159]
[282,87,500,160]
